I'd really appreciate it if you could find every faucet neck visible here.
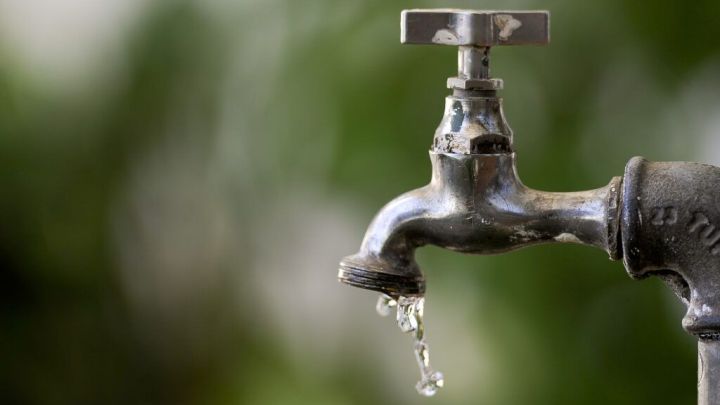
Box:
[432,94,513,154]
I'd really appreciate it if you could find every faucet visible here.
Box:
[337,9,720,404]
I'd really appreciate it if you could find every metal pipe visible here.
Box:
[699,340,720,405]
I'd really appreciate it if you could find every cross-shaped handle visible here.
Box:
[401,9,550,89]
[401,9,550,46]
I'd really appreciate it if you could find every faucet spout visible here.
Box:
[338,152,622,297]
[338,186,433,297]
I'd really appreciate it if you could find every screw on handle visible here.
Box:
[401,9,550,89]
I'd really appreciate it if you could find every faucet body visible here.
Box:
[339,95,621,296]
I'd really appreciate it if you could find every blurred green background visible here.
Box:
[2,0,720,404]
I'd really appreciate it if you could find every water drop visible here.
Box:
[396,296,419,333]
[376,294,444,397]
[414,340,444,397]
[376,294,397,317]
[416,370,445,396]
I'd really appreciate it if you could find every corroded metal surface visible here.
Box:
[402,9,549,91]
[432,95,513,154]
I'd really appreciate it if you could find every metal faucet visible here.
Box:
[337,9,720,404]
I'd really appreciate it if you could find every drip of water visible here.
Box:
[376,294,397,317]
[376,294,445,397]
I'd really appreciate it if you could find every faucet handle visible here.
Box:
[401,9,550,90]
[401,9,550,47]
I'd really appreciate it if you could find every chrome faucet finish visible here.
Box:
[338,9,720,404]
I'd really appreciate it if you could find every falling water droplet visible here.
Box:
[414,340,444,396]
[377,294,444,397]
[376,294,397,317]
[396,296,419,333]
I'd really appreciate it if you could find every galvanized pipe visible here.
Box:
[699,340,720,405]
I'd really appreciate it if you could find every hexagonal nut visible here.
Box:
[447,77,504,90]
[433,133,512,154]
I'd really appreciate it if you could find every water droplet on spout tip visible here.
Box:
[376,294,396,317]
